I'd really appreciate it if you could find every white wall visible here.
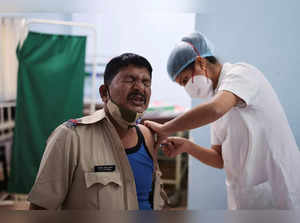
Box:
[189,0,300,209]
[72,12,195,108]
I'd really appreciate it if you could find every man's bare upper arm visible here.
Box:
[138,124,155,158]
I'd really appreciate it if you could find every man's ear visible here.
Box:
[99,85,109,103]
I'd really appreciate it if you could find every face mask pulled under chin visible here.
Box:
[184,75,214,99]
[106,99,144,129]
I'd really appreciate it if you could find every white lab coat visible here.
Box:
[211,63,300,209]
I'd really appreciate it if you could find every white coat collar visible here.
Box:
[215,62,233,93]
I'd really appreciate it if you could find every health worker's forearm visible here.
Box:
[186,143,223,169]
[163,102,220,134]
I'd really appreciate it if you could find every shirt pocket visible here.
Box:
[84,172,124,210]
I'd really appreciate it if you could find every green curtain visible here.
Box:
[8,32,86,194]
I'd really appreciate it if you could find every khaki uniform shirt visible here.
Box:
[28,109,166,210]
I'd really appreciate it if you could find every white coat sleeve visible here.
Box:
[218,65,259,107]
[210,123,222,145]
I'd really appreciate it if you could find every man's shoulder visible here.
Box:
[64,109,107,129]
[47,109,107,143]
[138,124,154,142]
[138,124,155,154]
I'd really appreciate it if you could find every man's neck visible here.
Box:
[104,106,130,138]
[104,107,138,149]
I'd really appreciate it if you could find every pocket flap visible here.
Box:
[84,172,122,188]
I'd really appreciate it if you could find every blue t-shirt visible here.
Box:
[126,126,154,210]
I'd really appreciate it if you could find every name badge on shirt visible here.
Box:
[94,165,116,172]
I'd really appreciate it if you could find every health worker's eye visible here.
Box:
[182,77,189,86]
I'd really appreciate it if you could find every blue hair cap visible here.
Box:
[167,32,213,81]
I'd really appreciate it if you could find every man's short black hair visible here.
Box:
[104,53,152,85]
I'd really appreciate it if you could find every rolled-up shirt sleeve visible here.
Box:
[218,65,259,107]
[28,124,78,210]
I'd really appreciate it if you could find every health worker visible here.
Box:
[145,32,300,210]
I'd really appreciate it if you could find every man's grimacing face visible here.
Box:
[105,65,152,113]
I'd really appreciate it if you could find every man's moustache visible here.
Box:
[128,93,146,102]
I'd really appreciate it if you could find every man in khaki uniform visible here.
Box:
[28,53,167,210]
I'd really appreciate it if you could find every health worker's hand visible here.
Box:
[161,137,191,158]
[144,120,169,147]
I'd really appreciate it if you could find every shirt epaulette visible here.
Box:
[65,119,81,128]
